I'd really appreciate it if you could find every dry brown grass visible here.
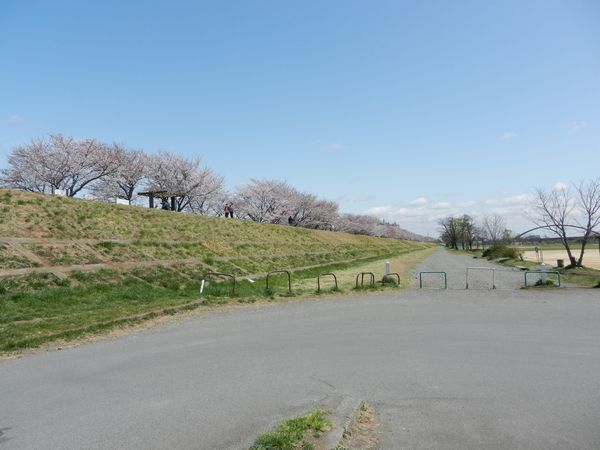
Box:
[340,402,382,450]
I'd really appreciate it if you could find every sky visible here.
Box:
[1,0,599,237]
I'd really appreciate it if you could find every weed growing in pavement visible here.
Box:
[249,409,331,450]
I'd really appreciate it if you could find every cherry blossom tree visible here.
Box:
[287,193,338,230]
[336,213,379,236]
[146,151,224,212]
[0,134,119,196]
[91,146,149,204]
[233,179,292,223]
[0,138,52,193]
[234,179,339,228]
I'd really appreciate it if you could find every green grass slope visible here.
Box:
[0,189,433,352]
[0,189,429,274]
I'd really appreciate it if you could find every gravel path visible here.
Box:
[1,250,599,449]
[415,248,526,290]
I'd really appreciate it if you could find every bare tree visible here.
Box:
[458,215,476,249]
[532,186,578,265]
[438,216,460,249]
[573,177,600,266]
[437,215,476,249]
[482,213,507,245]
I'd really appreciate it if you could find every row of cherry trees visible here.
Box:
[0,134,425,240]
[0,135,225,212]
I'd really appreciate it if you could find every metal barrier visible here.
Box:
[466,267,496,289]
[355,272,375,288]
[382,272,401,286]
[317,272,338,293]
[419,271,447,289]
[524,270,561,287]
[204,272,236,295]
[266,270,292,293]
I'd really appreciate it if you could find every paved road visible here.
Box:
[2,250,600,449]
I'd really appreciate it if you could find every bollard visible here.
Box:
[385,261,391,275]
[540,263,547,284]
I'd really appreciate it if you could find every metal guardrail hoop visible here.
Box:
[355,272,375,288]
[317,273,338,292]
[419,271,447,289]
[204,272,236,294]
[382,272,400,286]
[266,270,292,293]
[524,270,561,287]
[465,267,496,289]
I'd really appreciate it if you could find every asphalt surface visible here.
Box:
[2,249,599,449]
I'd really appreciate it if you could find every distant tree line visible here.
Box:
[438,178,600,267]
[438,214,513,250]
[0,134,427,241]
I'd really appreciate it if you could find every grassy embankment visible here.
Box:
[0,190,434,353]
[456,246,600,288]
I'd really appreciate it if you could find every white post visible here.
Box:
[540,263,547,284]
[385,261,391,275]
[200,279,205,295]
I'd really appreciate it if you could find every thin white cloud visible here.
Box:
[366,205,397,216]
[567,121,588,134]
[319,143,346,152]
[502,193,533,205]
[365,191,539,236]
[553,181,569,191]
[501,131,518,140]
[5,115,24,126]
[409,197,427,206]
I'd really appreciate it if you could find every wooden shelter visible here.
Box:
[138,190,185,211]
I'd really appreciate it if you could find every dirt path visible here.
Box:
[522,249,600,270]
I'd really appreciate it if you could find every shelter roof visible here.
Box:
[138,190,185,198]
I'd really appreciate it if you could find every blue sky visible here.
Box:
[1,0,599,236]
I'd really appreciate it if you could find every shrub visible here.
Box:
[482,246,522,260]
